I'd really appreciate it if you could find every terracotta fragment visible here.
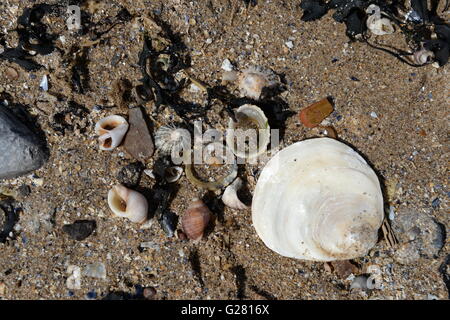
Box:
[299,98,334,128]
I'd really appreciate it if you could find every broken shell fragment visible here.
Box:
[226,104,270,159]
[181,198,212,241]
[366,5,395,36]
[237,66,278,100]
[413,49,434,65]
[95,115,129,151]
[299,98,334,128]
[184,144,238,191]
[107,184,148,224]
[222,178,248,210]
[165,166,183,183]
[252,138,384,261]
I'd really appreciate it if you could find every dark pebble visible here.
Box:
[62,220,96,241]
[431,198,441,209]
[331,58,339,63]
[116,162,144,188]
[143,287,157,299]
[18,184,31,197]
[86,291,97,299]
[350,76,360,81]
[67,291,74,297]
[0,107,48,179]
[159,211,178,237]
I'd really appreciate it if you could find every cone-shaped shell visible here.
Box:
[181,198,212,241]
[252,138,384,261]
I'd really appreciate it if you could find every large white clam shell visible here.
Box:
[252,138,384,261]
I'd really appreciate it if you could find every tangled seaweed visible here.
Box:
[299,0,450,66]
[0,4,59,70]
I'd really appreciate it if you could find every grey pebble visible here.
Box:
[392,210,445,264]
[0,107,48,179]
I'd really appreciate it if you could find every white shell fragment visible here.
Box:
[39,75,48,91]
[95,115,129,151]
[413,49,434,65]
[221,58,234,71]
[107,184,148,224]
[165,166,183,183]
[226,104,270,159]
[366,5,395,36]
[237,66,278,100]
[252,138,384,261]
[154,125,191,156]
[222,177,248,210]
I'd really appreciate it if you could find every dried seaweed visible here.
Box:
[0,4,60,70]
[300,0,329,21]
[299,0,450,66]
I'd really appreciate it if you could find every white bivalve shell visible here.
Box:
[252,138,384,261]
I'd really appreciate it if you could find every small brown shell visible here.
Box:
[181,198,212,241]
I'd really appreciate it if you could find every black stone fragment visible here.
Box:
[18,185,31,197]
[0,106,48,179]
[344,8,366,39]
[0,202,18,243]
[431,198,441,209]
[159,211,178,237]
[117,162,145,188]
[410,0,429,23]
[300,0,329,21]
[62,220,96,241]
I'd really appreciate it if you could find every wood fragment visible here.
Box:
[381,218,398,247]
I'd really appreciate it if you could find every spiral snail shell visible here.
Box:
[181,198,212,241]
[95,115,129,151]
[252,138,384,261]
[107,184,148,224]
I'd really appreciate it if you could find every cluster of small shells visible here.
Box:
[93,60,386,261]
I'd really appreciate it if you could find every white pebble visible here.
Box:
[388,205,395,220]
[370,111,378,118]
[83,262,107,280]
[66,265,82,290]
[285,41,294,49]
[39,75,48,91]
[221,59,234,72]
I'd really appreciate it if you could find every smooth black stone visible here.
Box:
[62,220,96,241]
